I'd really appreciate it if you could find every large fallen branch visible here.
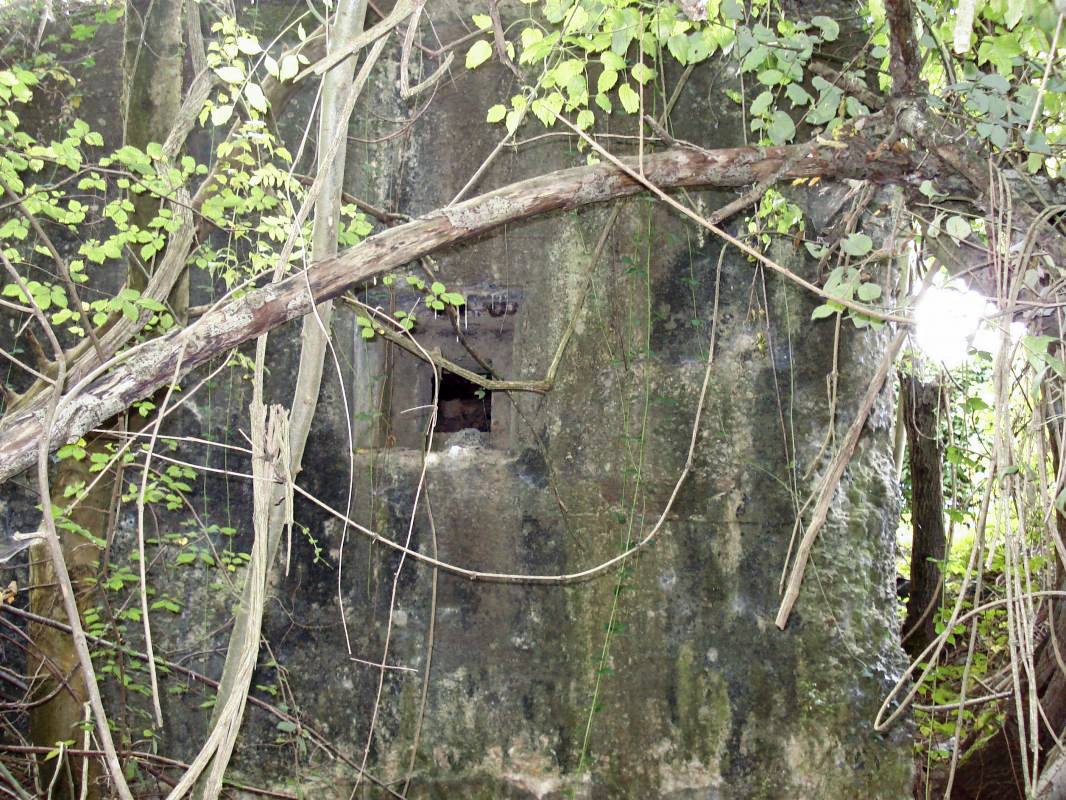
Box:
[0,130,906,484]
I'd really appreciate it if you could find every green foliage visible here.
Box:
[810,265,883,328]
[356,274,465,339]
[474,0,739,140]
[0,10,373,361]
[468,0,868,151]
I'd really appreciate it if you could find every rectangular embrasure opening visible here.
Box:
[367,285,520,450]
[436,372,491,433]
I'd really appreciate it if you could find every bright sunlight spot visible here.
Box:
[913,283,1024,367]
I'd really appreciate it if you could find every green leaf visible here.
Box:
[1023,336,1056,375]
[215,65,244,84]
[785,83,812,106]
[486,104,506,123]
[472,14,492,30]
[576,109,594,130]
[805,86,842,124]
[57,442,86,460]
[811,303,840,320]
[721,0,743,20]
[597,69,618,94]
[767,110,796,145]
[617,83,639,114]
[236,36,262,55]
[631,63,655,85]
[979,73,1011,93]
[976,122,1007,148]
[210,104,234,126]
[667,33,690,64]
[564,73,587,105]
[757,68,784,86]
[841,232,873,256]
[945,215,971,241]
[431,281,445,295]
[505,109,523,133]
[278,54,299,82]
[857,282,881,301]
[1056,486,1066,517]
[530,92,564,126]
[244,83,268,114]
[918,179,946,199]
[844,96,868,118]
[553,59,584,86]
[750,90,773,116]
[811,16,839,41]
[977,34,1021,75]
[520,30,556,64]
[466,40,493,70]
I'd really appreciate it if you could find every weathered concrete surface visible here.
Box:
[211,3,911,796]
[0,1,912,798]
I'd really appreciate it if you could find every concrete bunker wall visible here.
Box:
[215,5,913,797]
[0,2,915,798]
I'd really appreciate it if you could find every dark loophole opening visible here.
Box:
[435,372,491,433]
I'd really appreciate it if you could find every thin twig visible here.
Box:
[351,296,441,797]
[399,0,454,98]
[0,604,401,797]
[0,745,300,800]
[1026,13,1065,139]
[0,178,105,360]
[401,488,438,796]
[135,342,188,726]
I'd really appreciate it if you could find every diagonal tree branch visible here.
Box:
[0,128,912,485]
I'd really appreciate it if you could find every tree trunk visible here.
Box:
[900,374,946,659]
[27,3,186,796]
[26,441,117,800]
